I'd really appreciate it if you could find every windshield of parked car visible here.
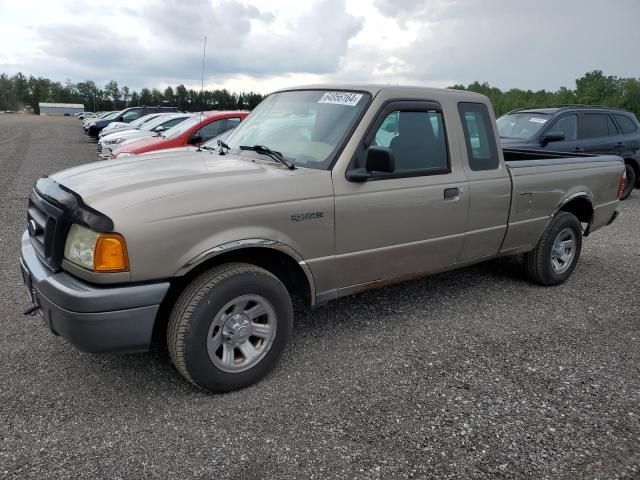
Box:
[129,114,160,128]
[223,90,370,169]
[497,113,550,139]
[140,114,186,131]
[162,115,205,139]
[102,111,121,120]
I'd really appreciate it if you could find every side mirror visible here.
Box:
[153,125,165,132]
[366,146,395,172]
[188,133,203,145]
[347,146,395,182]
[541,131,565,146]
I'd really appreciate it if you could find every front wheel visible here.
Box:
[167,263,293,392]
[523,212,583,286]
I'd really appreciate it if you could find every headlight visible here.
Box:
[64,224,129,272]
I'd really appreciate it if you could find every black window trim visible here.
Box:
[457,101,500,171]
[346,99,451,182]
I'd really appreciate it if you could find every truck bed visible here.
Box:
[499,148,622,255]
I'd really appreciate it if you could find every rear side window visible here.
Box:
[457,102,499,171]
[615,114,638,134]
[580,114,614,138]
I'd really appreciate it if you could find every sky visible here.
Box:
[1,0,639,94]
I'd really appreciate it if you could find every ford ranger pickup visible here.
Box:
[20,85,625,392]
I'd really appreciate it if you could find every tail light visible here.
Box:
[617,168,627,199]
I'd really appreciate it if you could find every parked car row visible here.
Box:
[496,105,640,199]
[23,85,626,393]
[82,106,179,137]
[79,107,249,159]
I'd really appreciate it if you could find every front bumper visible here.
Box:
[20,231,170,353]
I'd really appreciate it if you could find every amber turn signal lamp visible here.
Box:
[93,233,129,272]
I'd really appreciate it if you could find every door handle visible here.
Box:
[574,147,584,153]
[615,142,624,149]
[444,187,460,199]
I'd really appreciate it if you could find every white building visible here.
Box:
[39,103,85,116]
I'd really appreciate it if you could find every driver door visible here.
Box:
[332,101,469,289]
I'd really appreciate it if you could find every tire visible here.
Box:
[620,162,636,200]
[523,212,583,286]
[167,262,293,392]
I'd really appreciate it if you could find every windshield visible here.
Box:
[162,115,204,138]
[129,114,159,128]
[497,113,550,139]
[224,90,370,169]
[141,114,184,131]
[103,111,121,120]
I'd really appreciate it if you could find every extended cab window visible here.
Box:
[548,114,577,141]
[458,102,499,171]
[373,110,448,173]
[614,114,638,134]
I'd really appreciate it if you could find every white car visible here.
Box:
[98,113,167,138]
[97,113,194,158]
[83,111,116,128]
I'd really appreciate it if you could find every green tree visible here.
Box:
[122,86,130,107]
[163,86,175,105]
[129,90,140,106]
[104,80,121,108]
[176,84,188,110]
[139,88,152,106]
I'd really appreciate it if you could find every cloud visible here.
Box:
[8,0,362,90]
[0,0,638,93]
[370,0,640,90]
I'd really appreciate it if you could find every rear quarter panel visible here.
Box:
[501,157,623,253]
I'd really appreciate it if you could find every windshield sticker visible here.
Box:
[318,91,363,106]
[529,117,548,124]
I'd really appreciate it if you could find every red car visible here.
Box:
[110,111,249,159]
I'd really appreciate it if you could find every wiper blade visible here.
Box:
[239,144,296,170]
[200,145,217,151]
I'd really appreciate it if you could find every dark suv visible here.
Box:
[85,106,178,137]
[497,105,640,199]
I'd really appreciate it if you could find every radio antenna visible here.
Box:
[196,35,207,151]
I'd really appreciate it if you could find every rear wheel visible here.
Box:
[620,162,636,200]
[167,263,293,392]
[523,212,582,286]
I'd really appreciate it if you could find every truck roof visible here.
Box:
[276,84,490,103]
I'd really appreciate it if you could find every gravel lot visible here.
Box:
[1,114,639,479]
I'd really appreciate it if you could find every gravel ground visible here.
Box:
[1,114,639,479]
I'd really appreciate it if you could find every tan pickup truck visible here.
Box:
[20,85,625,392]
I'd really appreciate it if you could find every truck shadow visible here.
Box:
[63,255,531,396]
